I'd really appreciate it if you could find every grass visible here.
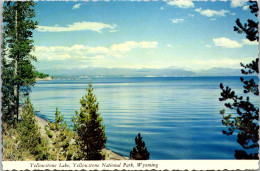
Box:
[2,123,35,160]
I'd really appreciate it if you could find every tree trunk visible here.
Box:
[14,8,19,122]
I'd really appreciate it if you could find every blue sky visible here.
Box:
[32,0,258,73]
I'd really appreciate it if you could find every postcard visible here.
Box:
[1,0,259,170]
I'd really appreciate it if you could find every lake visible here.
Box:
[30,76,258,159]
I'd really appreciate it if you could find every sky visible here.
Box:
[32,0,259,74]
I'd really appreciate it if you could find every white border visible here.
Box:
[2,160,260,170]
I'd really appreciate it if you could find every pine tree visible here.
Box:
[1,33,14,124]
[72,83,107,160]
[3,1,38,122]
[219,1,258,159]
[130,133,150,160]
[46,108,74,160]
[18,98,50,160]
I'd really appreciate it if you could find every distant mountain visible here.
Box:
[40,67,245,78]
[195,67,243,76]
[45,67,196,77]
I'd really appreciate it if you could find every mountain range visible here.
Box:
[39,67,247,78]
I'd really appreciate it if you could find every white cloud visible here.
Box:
[213,37,242,48]
[87,46,110,54]
[34,45,110,61]
[72,3,81,9]
[111,41,158,52]
[166,44,173,48]
[191,58,255,69]
[210,18,216,21]
[205,45,211,48]
[109,30,119,33]
[212,38,258,48]
[241,39,259,45]
[242,5,249,10]
[170,18,184,24]
[33,41,158,61]
[195,8,230,17]
[230,0,247,8]
[37,22,116,33]
[188,14,194,17]
[160,7,165,10]
[167,0,194,8]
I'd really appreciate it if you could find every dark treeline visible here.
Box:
[34,71,50,79]
[2,1,149,161]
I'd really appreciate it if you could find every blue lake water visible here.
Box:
[30,76,258,159]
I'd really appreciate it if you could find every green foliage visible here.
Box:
[219,1,259,159]
[47,120,55,130]
[3,1,38,121]
[44,125,53,138]
[35,71,49,79]
[130,133,150,160]
[18,98,51,160]
[1,36,14,123]
[234,1,258,41]
[72,83,107,160]
[46,108,75,160]
[2,123,35,161]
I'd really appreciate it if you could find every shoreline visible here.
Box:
[35,76,53,81]
[34,114,128,160]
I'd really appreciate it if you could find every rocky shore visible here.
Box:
[34,115,128,160]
